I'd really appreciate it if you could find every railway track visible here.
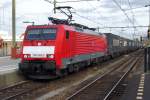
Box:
[109,54,144,100]
[0,54,130,100]
[0,50,143,100]
[0,80,47,100]
[66,51,143,100]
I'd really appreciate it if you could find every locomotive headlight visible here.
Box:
[50,55,54,58]
[24,54,28,58]
[24,54,31,58]
[47,54,54,58]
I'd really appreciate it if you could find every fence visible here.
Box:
[0,41,21,57]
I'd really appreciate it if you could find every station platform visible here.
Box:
[0,56,19,73]
[121,73,150,100]
[0,56,24,87]
[143,73,150,100]
[0,56,20,67]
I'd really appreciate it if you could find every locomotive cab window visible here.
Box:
[26,28,57,40]
[66,31,70,39]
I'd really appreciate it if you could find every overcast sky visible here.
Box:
[0,0,150,39]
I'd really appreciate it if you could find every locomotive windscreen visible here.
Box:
[26,28,57,40]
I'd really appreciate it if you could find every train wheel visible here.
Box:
[56,69,68,78]
[68,65,74,73]
[63,69,68,76]
[73,64,79,72]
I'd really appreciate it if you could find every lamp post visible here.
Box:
[11,0,16,58]
[12,0,16,47]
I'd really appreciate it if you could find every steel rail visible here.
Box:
[103,57,139,100]
[0,81,29,91]
[3,83,44,100]
[66,57,134,100]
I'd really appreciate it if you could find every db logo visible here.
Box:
[38,42,42,46]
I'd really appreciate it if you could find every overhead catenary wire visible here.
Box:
[98,25,149,29]
[112,0,134,25]
[125,6,147,12]
[127,0,136,38]
[43,0,148,39]
[44,0,99,4]
[0,0,148,38]
[74,12,104,26]
[112,0,144,39]
[127,0,135,25]
[55,0,99,3]
[75,0,144,35]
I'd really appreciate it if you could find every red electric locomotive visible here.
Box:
[19,20,107,79]
[19,6,108,79]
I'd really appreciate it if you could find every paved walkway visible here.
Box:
[121,73,150,100]
[0,56,20,72]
